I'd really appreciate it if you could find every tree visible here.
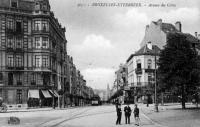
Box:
[158,33,200,109]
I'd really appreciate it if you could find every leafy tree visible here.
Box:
[158,33,200,109]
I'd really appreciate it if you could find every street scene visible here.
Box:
[0,0,200,127]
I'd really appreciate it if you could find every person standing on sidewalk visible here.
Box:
[124,104,131,124]
[134,104,140,126]
[116,105,122,125]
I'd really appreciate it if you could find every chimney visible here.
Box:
[195,32,198,38]
[145,25,149,33]
[147,41,152,50]
[175,21,182,32]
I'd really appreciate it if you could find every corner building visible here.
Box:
[0,0,68,108]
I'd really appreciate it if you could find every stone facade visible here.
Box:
[0,0,94,108]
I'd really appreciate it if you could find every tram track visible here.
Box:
[39,106,115,127]
[39,107,95,127]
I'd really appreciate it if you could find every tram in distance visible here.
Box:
[91,95,102,106]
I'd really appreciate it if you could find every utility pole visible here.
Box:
[154,50,159,112]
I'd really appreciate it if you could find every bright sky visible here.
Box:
[49,0,200,89]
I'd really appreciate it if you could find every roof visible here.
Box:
[126,45,161,62]
[182,33,200,43]
[135,45,161,55]
[152,21,178,33]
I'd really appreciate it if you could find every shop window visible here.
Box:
[16,89,22,104]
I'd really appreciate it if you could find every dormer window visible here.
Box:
[11,1,18,8]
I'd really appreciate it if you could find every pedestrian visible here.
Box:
[124,104,131,124]
[133,104,140,126]
[116,104,122,125]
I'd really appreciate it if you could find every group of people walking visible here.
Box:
[116,104,140,126]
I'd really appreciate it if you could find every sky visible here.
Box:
[49,0,200,89]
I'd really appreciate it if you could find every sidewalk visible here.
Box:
[140,103,200,127]
[6,105,91,113]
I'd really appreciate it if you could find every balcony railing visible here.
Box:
[135,68,142,74]
[31,82,36,86]
[6,66,24,70]
[32,29,49,34]
[145,68,155,73]
[17,82,22,86]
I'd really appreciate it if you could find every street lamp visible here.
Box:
[52,83,55,109]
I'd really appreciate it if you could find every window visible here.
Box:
[16,73,22,85]
[136,60,141,69]
[7,18,14,30]
[7,36,14,48]
[148,74,152,83]
[137,75,141,85]
[0,89,2,98]
[147,59,152,69]
[35,55,41,67]
[34,21,40,31]
[16,37,22,49]
[0,73,3,82]
[16,89,22,104]
[8,73,13,86]
[42,56,49,67]
[16,21,22,33]
[42,37,48,48]
[16,55,23,67]
[35,37,40,48]
[7,54,14,67]
[11,1,18,8]
[31,73,36,85]
[42,21,48,31]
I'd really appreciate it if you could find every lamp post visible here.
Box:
[52,83,55,109]
[154,49,159,112]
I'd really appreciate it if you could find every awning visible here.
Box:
[28,90,40,99]
[49,90,59,97]
[41,90,52,98]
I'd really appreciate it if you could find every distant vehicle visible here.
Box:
[91,95,101,106]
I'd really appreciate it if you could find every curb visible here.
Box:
[6,106,91,113]
[141,113,168,127]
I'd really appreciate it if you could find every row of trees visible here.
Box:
[158,33,200,109]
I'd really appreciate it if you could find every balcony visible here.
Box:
[15,66,24,70]
[31,82,36,86]
[6,66,24,70]
[32,29,49,34]
[135,68,142,74]
[145,68,155,73]
[17,82,22,86]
